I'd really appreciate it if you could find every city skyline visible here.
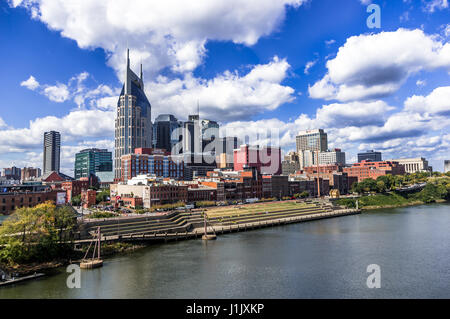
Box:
[1,0,449,174]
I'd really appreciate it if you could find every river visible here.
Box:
[0,203,449,298]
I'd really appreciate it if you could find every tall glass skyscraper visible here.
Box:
[74,148,113,179]
[115,49,152,178]
[43,131,61,174]
[152,114,182,152]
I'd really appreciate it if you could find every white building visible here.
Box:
[127,174,160,186]
[390,157,431,174]
[318,148,346,166]
[298,150,317,170]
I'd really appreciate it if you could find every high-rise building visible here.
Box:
[296,129,328,153]
[43,131,61,174]
[295,129,328,171]
[21,167,41,181]
[2,166,21,180]
[319,148,346,166]
[115,49,152,179]
[298,149,317,169]
[182,115,201,156]
[74,148,113,179]
[152,114,181,152]
[445,160,450,173]
[201,119,220,148]
[358,150,382,162]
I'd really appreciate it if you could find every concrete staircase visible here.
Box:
[78,212,204,239]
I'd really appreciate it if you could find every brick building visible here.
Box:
[81,189,97,208]
[61,179,90,203]
[343,160,405,182]
[121,148,184,182]
[288,178,330,197]
[0,185,59,215]
[262,175,290,198]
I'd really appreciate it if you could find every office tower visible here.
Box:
[2,166,21,180]
[215,137,239,168]
[152,114,181,152]
[295,129,328,170]
[201,119,220,147]
[43,131,61,174]
[115,49,152,178]
[296,129,328,153]
[357,150,382,162]
[182,115,201,156]
[21,167,41,181]
[319,148,346,166]
[445,160,450,173]
[74,148,113,179]
[298,150,316,169]
[181,115,221,155]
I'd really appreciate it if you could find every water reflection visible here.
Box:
[0,203,449,299]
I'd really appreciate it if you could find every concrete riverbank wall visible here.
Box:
[75,208,360,245]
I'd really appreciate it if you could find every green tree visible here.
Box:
[0,202,76,265]
[96,189,110,204]
[71,194,81,206]
[376,181,386,193]
[376,175,393,190]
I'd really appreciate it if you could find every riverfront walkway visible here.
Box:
[74,205,360,245]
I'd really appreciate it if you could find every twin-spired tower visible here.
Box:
[114,49,152,179]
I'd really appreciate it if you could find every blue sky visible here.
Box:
[0,0,449,175]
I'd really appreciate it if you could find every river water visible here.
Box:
[0,203,449,299]
[0,215,7,223]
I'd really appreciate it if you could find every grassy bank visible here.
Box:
[337,184,449,210]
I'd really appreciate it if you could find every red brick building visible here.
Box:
[303,164,343,174]
[0,185,59,215]
[262,175,289,198]
[187,184,217,202]
[204,169,263,201]
[343,160,405,182]
[81,189,97,208]
[288,178,330,197]
[61,179,90,203]
[121,148,184,182]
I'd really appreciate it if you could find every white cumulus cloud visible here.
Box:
[309,28,450,102]
[404,86,450,115]
[20,75,40,90]
[148,57,295,121]
[9,0,307,79]
[43,83,69,102]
